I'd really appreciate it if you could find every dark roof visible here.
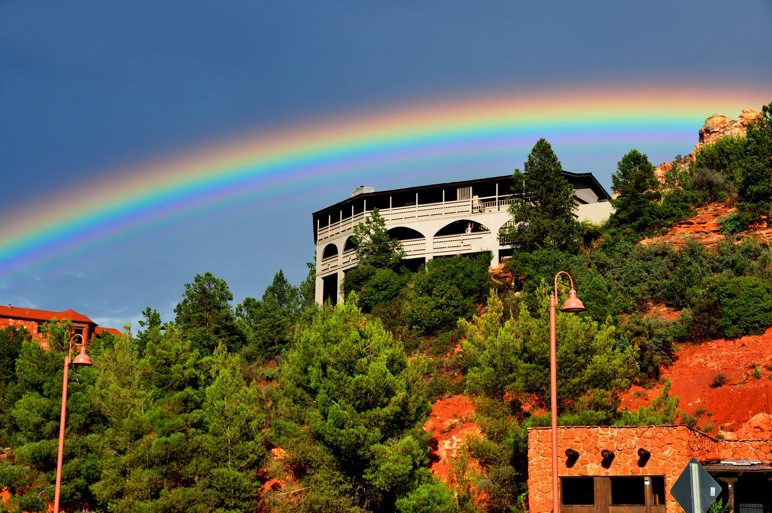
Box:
[312,171,610,219]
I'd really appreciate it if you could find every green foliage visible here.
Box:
[690,102,771,224]
[694,135,748,185]
[713,275,772,338]
[616,315,677,380]
[737,102,772,223]
[614,380,679,426]
[402,254,491,335]
[273,301,430,512]
[237,269,302,359]
[610,149,660,234]
[352,208,405,269]
[507,138,580,252]
[395,481,458,513]
[174,272,244,353]
[461,289,637,412]
[687,274,772,340]
[0,327,29,446]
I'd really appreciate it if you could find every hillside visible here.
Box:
[619,329,771,439]
[423,200,771,491]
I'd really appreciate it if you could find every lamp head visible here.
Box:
[71,344,93,366]
[561,288,586,313]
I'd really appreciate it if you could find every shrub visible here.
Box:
[715,275,772,338]
[719,212,750,235]
[402,254,490,335]
[709,373,727,388]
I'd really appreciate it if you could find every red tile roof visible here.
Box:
[0,305,95,325]
[95,326,123,336]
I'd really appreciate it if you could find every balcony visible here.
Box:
[316,194,514,243]
[318,232,490,276]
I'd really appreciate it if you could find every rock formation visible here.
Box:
[654,108,762,182]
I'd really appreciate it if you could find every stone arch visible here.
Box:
[343,236,357,252]
[387,226,425,241]
[322,243,339,259]
[434,219,487,237]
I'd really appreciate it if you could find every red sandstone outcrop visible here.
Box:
[653,109,761,182]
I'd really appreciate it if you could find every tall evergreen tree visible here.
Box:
[236,269,302,358]
[507,138,579,252]
[609,149,660,234]
[352,208,404,269]
[174,272,244,353]
[273,302,432,512]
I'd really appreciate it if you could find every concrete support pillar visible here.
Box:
[336,271,344,304]
[315,249,324,304]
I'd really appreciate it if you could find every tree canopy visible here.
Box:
[507,138,579,252]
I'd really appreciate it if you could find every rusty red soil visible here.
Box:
[644,302,681,322]
[620,328,772,439]
[423,394,482,484]
[640,202,771,248]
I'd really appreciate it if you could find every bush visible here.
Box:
[715,275,772,338]
[719,212,751,235]
[402,254,490,335]
[710,373,727,388]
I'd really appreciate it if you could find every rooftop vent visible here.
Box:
[352,185,375,197]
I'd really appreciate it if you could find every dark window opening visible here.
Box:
[561,477,595,505]
[322,244,338,259]
[650,476,665,505]
[322,274,338,305]
[611,477,645,505]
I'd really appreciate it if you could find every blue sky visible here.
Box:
[1,1,770,328]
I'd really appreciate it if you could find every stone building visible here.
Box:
[312,172,612,304]
[0,305,120,349]
[528,425,771,513]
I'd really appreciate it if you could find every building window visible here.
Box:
[650,476,665,505]
[457,187,472,201]
[561,477,595,505]
[610,477,645,505]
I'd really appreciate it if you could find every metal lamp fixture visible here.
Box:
[53,333,93,513]
[550,271,586,513]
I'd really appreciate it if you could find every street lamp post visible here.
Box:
[53,333,93,513]
[550,271,585,513]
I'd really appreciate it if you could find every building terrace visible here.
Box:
[312,172,612,303]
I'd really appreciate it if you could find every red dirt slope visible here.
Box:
[620,328,772,439]
[424,395,481,483]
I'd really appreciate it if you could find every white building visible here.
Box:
[312,173,612,304]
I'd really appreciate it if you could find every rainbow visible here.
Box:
[0,84,768,282]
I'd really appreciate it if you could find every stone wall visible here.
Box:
[528,425,770,513]
[0,317,48,349]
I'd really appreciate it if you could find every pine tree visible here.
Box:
[174,272,244,353]
[507,139,579,252]
[609,149,660,234]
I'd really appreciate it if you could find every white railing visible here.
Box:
[319,231,494,276]
[317,194,514,242]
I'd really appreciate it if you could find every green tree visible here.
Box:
[609,149,660,234]
[461,289,637,415]
[198,346,266,511]
[273,302,430,512]
[0,327,28,445]
[237,269,301,358]
[0,323,103,513]
[92,328,209,513]
[737,101,772,224]
[351,208,404,269]
[507,138,579,252]
[402,254,491,335]
[174,272,244,353]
